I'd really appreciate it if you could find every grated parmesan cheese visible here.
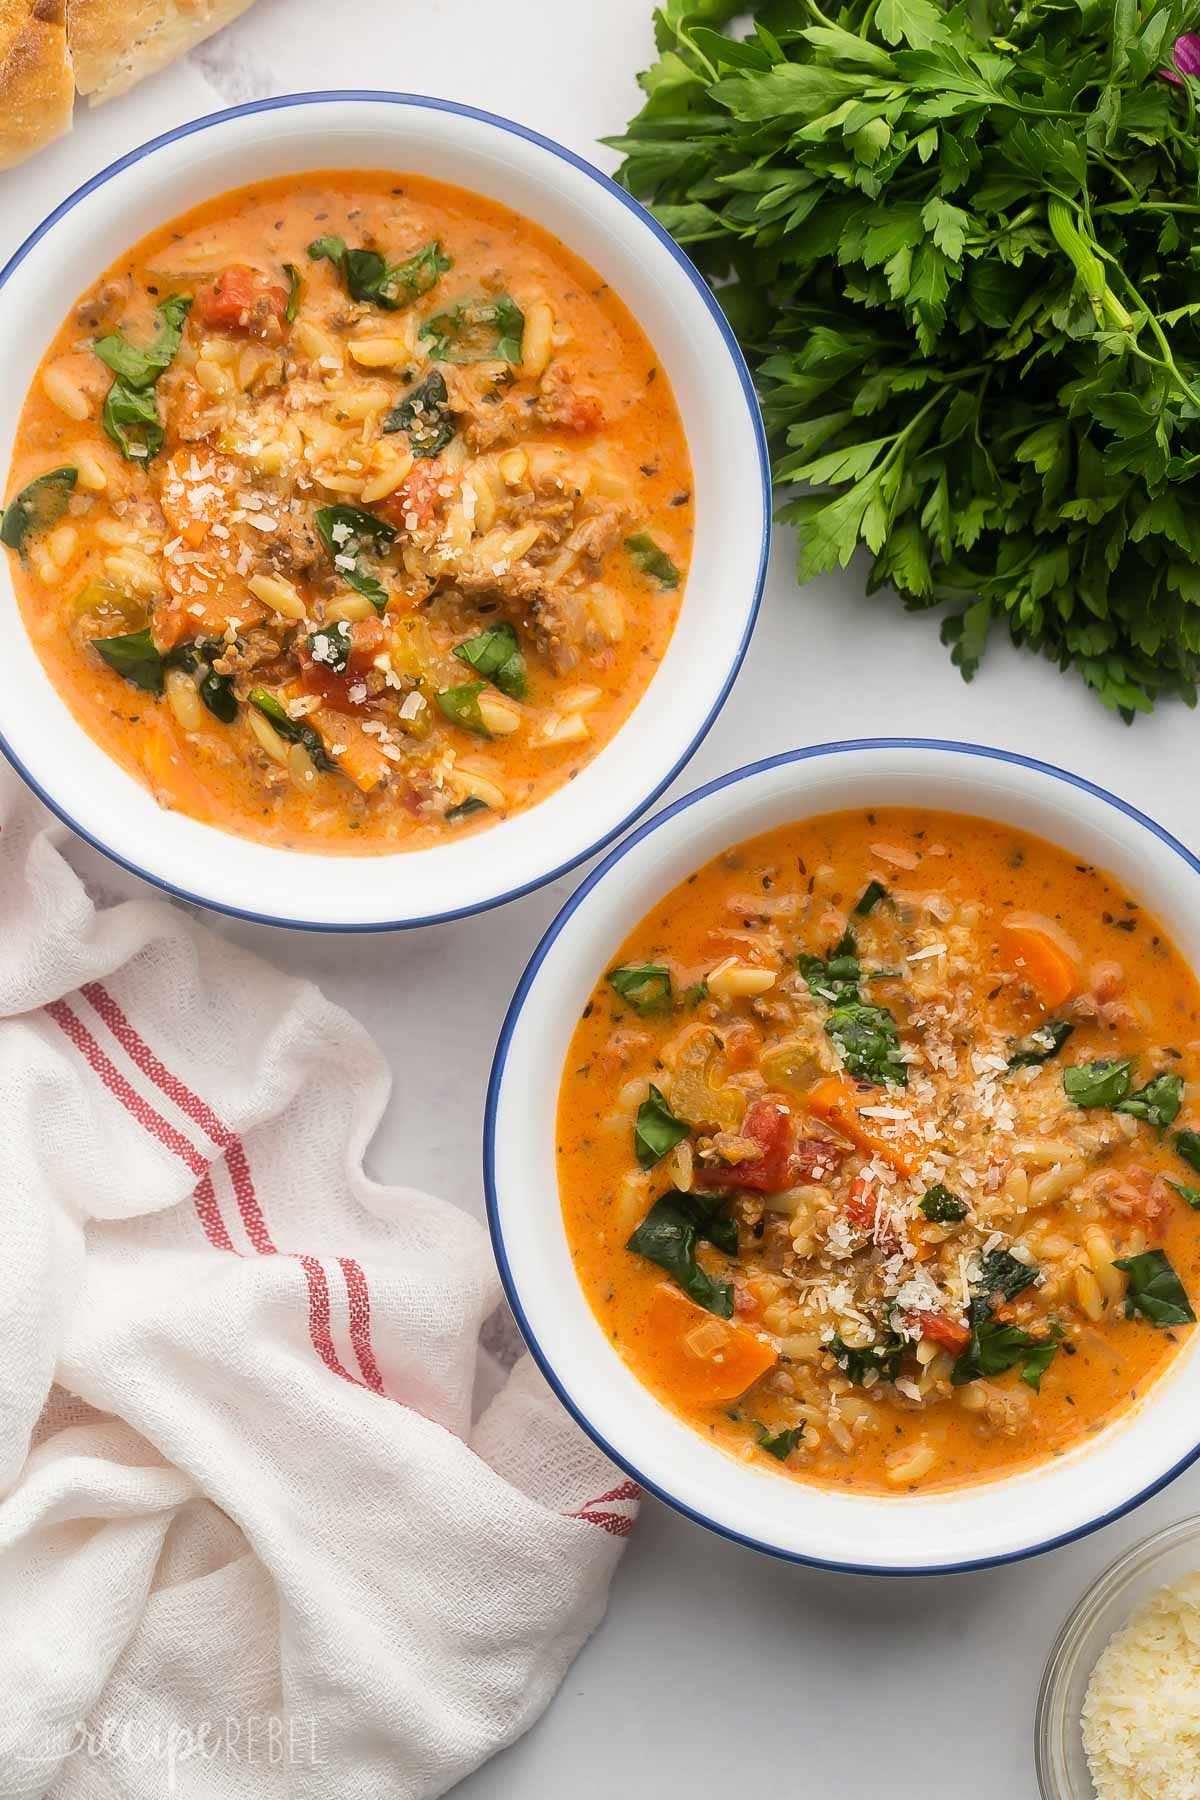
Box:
[1082,1571,1200,1800]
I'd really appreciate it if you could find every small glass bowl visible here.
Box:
[1035,1514,1200,1797]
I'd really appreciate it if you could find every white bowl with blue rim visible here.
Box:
[486,739,1200,1574]
[0,92,768,930]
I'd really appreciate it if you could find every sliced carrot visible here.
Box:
[640,1282,777,1406]
[308,705,391,793]
[156,448,234,550]
[805,1074,925,1176]
[140,718,217,821]
[1001,915,1078,1009]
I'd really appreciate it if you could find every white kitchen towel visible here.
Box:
[0,768,637,1800]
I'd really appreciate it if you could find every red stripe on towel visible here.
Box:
[81,981,277,1255]
[52,989,364,1390]
[338,1258,386,1395]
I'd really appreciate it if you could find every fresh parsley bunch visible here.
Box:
[607,0,1200,713]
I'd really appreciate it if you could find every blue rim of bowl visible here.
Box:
[0,90,770,933]
[485,737,1200,1577]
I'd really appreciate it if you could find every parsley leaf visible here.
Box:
[607,963,674,1015]
[798,927,907,1086]
[634,1084,690,1168]
[626,1189,734,1316]
[609,4,1200,715]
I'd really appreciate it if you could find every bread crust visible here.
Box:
[0,0,75,171]
[68,0,257,103]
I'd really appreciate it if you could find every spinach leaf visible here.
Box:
[1175,1130,1200,1175]
[1113,1249,1196,1327]
[307,622,353,674]
[977,1247,1040,1303]
[1007,1020,1074,1069]
[951,1312,1039,1385]
[853,879,888,916]
[626,1189,734,1317]
[308,235,450,310]
[799,929,906,1087]
[95,295,191,462]
[1167,1179,1200,1210]
[93,626,164,693]
[919,1184,968,1223]
[420,293,525,364]
[248,687,333,770]
[607,963,673,1016]
[827,1332,904,1385]
[453,622,526,700]
[102,381,165,461]
[167,639,239,723]
[382,370,456,457]
[625,533,681,589]
[1116,1072,1184,1130]
[1019,1334,1062,1392]
[1063,1059,1135,1108]
[0,467,77,560]
[314,504,395,612]
[757,1423,803,1460]
[283,263,301,323]
[445,796,489,824]
[436,682,491,736]
[93,629,238,721]
[634,1083,690,1169]
[93,293,191,389]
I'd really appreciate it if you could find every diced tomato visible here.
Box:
[914,1310,970,1354]
[379,461,443,531]
[696,1098,794,1194]
[299,617,385,707]
[537,364,604,434]
[194,264,289,335]
[844,1176,876,1232]
[793,1136,846,1181]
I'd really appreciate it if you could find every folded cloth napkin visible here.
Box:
[0,769,637,1799]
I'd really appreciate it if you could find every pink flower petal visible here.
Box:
[1163,31,1200,83]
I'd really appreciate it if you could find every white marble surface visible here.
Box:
[4,5,1200,1793]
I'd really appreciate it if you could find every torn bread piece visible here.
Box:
[0,0,74,171]
[67,0,257,104]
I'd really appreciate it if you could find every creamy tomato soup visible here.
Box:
[1,173,691,852]
[558,810,1200,1494]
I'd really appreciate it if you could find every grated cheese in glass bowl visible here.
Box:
[1036,1517,1200,1799]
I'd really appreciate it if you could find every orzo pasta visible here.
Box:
[558,810,1200,1493]
[1,173,691,851]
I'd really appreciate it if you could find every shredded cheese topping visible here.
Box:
[1082,1570,1200,1800]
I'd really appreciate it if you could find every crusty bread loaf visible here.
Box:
[0,0,261,171]
[0,0,75,171]
[68,0,257,103]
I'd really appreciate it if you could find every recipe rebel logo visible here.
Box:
[11,1712,326,1790]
